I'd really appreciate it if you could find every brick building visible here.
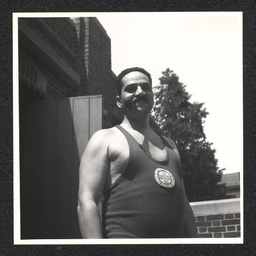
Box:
[191,198,241,238]
[72,17,122,127]
[191,173,241,239]
[219,172,240,198]
[19,17,122,131]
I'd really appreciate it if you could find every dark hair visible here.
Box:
[115,67,152,96]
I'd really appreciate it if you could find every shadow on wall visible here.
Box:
[20,95,102,239]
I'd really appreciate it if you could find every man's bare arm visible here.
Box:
[77,130,110,238]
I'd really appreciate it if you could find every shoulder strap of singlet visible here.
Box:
[116,125,131,138]
[155,133,174,150]
[116,125,175,150]
[116,125,169,164]
[115,125,140,151]
[153,131,183,161]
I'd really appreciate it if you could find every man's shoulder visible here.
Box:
[89,127,120,145]
[93,126,119,136]
[83,127,121,155]
[87,126,127,160]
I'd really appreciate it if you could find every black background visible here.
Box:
[1,0,255,255]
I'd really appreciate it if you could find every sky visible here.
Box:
[14,12,243,175]
[96,12,243,174]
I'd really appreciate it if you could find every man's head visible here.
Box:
[116,67,154,115]
[116,67,152,97]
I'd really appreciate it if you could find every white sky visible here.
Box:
[96,12,243,174]
[14,12,243,174]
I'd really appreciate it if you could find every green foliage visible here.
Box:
[150,68,226,202]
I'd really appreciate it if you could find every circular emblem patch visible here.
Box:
[154,168,175,188]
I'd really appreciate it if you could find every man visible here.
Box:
[77,67,198,238]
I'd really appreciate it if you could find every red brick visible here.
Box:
[199,227,207,233]
[237,225,241,231]
[213,220,221,226]
[225,213,234,219]
[208,226,226,233]
[222,219,240,226]
[196,221,212,227]
[206,214,224,221]
[223,232,240,238]
[213,232,223,238]
[227,226,236,231]
[197,216,205,222]
[198,233,213,238]
[235,213,240,219]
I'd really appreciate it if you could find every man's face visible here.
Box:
[118,71,154,114]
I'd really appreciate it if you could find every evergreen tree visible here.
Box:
[150,68,226,202]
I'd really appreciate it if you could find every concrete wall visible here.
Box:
[191,198,241,238]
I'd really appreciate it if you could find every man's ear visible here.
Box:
[116,95,124,109]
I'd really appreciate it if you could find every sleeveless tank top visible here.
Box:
[102,125,185,238]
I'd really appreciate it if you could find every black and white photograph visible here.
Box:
[13,12,243,244]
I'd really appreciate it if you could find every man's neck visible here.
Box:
[121,115,151,132]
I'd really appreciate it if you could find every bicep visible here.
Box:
[78,133,110,204]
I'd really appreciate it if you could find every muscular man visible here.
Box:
[77,67,198,238]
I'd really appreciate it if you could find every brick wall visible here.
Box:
[19,18,80,99]
[191,198,241,238]
[23,18,78,72]
[86,17,116,128]
[73,17,118,128]
[20,17,122,128]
